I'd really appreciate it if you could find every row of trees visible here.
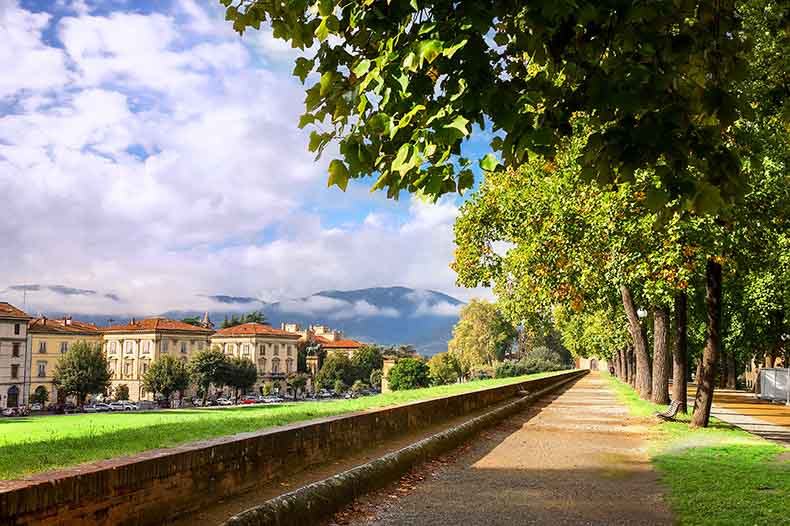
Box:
[222,0,789,428]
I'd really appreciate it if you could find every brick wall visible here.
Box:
[0,369,586,526]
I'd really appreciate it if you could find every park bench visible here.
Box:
[655,400,682,421]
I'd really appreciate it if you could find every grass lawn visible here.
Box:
[0,371,566,480]
[607,375,790,526]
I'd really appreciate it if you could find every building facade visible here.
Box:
[102,318,213,401]
[210,323,301,392]
[27,317,102,404]
[0,302,32,409]
[281,322,364,358]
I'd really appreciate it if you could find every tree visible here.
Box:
[351,345,384,383]
[114,383,129,401]
[224,1,748,212]
[369,369,382,390]
[314,353,355,391]
[189,347,229,404]
[286,372,309,400]
[221,311,267,329]
[53,341,111,407]
[224,357,258,401]
[387,358,430,391]
[142,355,191,402]
[448,300,516,374]
[30,386,49,405]
[428,352,462,386]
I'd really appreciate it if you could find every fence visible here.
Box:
[759,368,790,403]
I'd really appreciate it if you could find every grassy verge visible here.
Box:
[0,370,569,480]
[606,374,790,526]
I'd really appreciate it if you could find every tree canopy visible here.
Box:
[142,355,190,401]
[448,299,516,373]
[53,341,112,406]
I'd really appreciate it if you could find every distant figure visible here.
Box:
[609,365,615,376]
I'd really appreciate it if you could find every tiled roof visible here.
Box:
[212,323,301,339]
[0,302,31,320]
[102,318,214,334]
[315,336,364,349]
[29,317,101,335]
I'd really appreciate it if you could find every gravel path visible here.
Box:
[336,373,671,526]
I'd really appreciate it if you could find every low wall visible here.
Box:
[0,369,586,526]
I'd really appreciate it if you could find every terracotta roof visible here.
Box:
[212,323,301,339]
[102,318,214,334]
[29,317,101,335]
[315,336,364,349]
[0,302,31,320]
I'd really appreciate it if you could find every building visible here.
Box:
[281,322,365,358]
[28,317,102,404]
[576,356,611,372]
[210,323,302,392]
[0,302,32,409]
[102,318,213,401]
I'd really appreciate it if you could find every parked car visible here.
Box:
[317,390,335,399]
[216,397,234,406]
[262,396,285,404]
[84,403,112,413]
[30,402,43,411]
[109,401,137,411]
[239,395,259,405]
[2,406,30,417]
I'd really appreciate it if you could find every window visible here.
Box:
[110,341,117,352]
[125,341,133,353]
[60,341,68,354]
[10,364,19,379]
[124,362,132,376]
[272,358,280,374]
[38,341,47,354]
[259,344,265,355]
[287,345,293,357]
[243,344,250,355]
[180,342,187,354]
[258,358,267,373]
[161,340,169,353]
[14,324,20,335]
[37,361,46,377]
[274,344,279,356]
[286,358,293,373]
[142,362,149,374]
[12,343,20,357]
[198,341,204,350]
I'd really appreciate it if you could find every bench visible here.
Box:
[655,400,682,421]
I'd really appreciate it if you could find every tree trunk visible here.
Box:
[718,351,728,388]
[623,346,631,384]
[621,285,652,399]
[629,347,637,387]
[652,306,671,405]
[695,360,703,386]
[764,352,775,368]
[726,353,737,389]
[672,292,688,413]
[618,348,625,380]
[691,260,723,428]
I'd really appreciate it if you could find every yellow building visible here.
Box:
[210,323,301,392]
[28,317,102,404]
[102,318,213,401]
[0,302,32,409]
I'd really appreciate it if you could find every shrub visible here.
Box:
[387,358,430,391]
[517,346,569,374]
[428,352,462,385]
[351,380,368,393]
[494,361,528,379]
[469,365,495,381]
[315,354,356,390]
[333,379,347,394]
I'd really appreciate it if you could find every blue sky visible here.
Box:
[0,0,490,315]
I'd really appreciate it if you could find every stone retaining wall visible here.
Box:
[0,370,586,526]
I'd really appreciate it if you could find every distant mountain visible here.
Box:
[43,287,464,356]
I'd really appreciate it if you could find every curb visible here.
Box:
[222,370,587,526]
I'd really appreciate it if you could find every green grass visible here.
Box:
[606,374,790,526]
[0,371,565,480]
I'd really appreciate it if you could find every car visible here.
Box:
[317,390,335,399]
[2,406,30,417]
[30,402,43,411]
[216,397,234,406]
[84,403,112,413]
[109,401,137,411]
[262,396,284,404]
[239,395,258,405]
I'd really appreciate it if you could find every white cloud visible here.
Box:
[274,297,399,320]
[414,301,463,317]
[0,1,488,316]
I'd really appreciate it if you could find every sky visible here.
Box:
[0,0,492,316]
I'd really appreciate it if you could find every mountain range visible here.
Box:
[41,287,465,356]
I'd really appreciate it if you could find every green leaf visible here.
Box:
[403,52,417,72]
[353,59,371,77]
[328,160,350,191]
[442,39,468,59]
[293,57,313,83]
[479,153,500,172]
[315,17,330,41]
[308,131,323,153]
[319,71,334,97]
[418,40,443,67]
[444,115,470,136]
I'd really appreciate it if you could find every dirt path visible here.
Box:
[336,373,671,526]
